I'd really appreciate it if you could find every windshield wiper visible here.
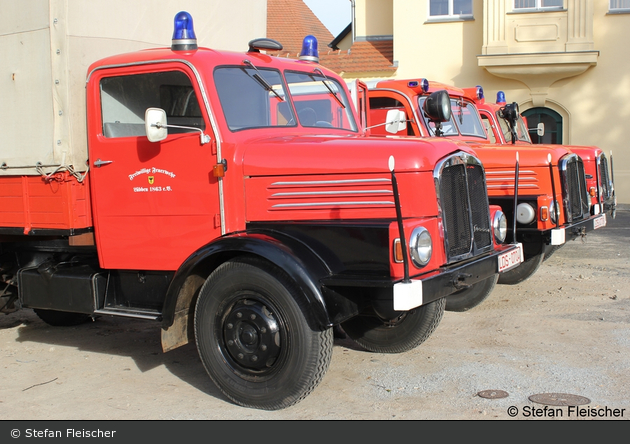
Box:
[243,59,284,101]
[313,68,345,109]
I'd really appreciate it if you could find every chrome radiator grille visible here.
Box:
[559,154,590,222]
[435,153,493,264]
[598,153,613,201]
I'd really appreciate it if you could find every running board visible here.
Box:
[93,307,161,320]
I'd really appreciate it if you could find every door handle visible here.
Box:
[94,159,113,168]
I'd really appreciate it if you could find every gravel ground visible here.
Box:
[1,209,628,421]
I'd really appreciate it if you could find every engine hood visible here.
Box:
[240,134,477,177]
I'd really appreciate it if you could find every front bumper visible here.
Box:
[548,213,607,245]
[321,242,523,312]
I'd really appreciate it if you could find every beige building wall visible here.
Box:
[355,0,393,38]
[354,0,630,205]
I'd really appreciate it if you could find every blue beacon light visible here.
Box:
[407,79,429,92]
[496,91,506,105]
[172,11,197,51]
[299,35,319,62]
[476,85,484,100]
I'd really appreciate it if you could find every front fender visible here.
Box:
[161,230,333,347]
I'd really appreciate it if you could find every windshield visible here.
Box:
[285,71,357,131]
[418,97,486,138]
[497,112,532,143]
[214,66,294,131]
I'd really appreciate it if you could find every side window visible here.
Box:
[100,71,204,138]
[481,115,497,144]
[368,96,412,136]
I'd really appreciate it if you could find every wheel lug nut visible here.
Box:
[251,355,258,362]
[261,327,267,333]
[236,312,242,318]
[227,323,233,329]
[228,340,234,346]
[261,344,267,351]
[238,353,244,359]
[250,314,256,320]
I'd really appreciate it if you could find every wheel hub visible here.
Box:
[223,299,281,370]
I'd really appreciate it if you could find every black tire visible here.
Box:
[445,274,499,312]
[33,309,91,327]
[497,252,544,285]
[340,297,445,354]
[543,245,561,262]
[194,257,333,410]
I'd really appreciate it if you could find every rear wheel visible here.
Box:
[33,309,91,326]
[194,257,332,410]
[497,252,544,285]
[445,275,499,312]
[340,297,445,354]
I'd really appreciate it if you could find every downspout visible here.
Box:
[351,0,355,43]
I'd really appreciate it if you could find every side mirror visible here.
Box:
[145,108,168,142]
[423,90,451,123]
[385,109,407,134]
[537,122,545,136]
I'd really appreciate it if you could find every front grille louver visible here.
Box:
[435,153,493,264]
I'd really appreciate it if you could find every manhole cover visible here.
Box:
[528,393,591,406]
[478,390,509,399]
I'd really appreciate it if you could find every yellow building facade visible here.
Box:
[348,0,630,205]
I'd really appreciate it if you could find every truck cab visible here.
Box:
[366,78,607,288]
[472,91,616,220]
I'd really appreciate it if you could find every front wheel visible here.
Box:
[445,275,499,312]
[194,257,333,410]
[340,297,445,354]
[497,252,544,285]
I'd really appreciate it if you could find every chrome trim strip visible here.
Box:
[270,178,391,186]
[272,190,393,197]
[487,184,538,188]
[272,201,394,208]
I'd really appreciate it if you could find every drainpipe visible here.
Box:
[351,0,355,43]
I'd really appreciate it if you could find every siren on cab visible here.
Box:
[299,35,319,62]
[475,85,484,100]
[172,11,197,51]
[496,91,506,105]
[408,79,429,93]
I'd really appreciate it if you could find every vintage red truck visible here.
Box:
[0,12,522,410]
[471,90,616,220]
[365,78,607,295]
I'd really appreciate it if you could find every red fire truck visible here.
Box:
[471,90,616,220]
[366,79,606,299]
[0,13,521,409]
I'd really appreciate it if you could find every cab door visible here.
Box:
[87,64,221,271]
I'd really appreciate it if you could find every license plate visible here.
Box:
[593,214,607,230]
[498,244,523,273]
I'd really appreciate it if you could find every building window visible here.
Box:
[514,0,563,10]
[523,108,563,145]
[610,0,630,12]
[429,0,473,18]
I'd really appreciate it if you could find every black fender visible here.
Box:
[161,230,333,333]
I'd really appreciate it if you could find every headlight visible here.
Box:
[492,210,507,243]
[409,226,432,267]
[516,203,536,225]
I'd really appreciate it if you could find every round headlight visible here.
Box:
[492,210,507,243]
[409,226,432,267]
[516,203,536,225]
